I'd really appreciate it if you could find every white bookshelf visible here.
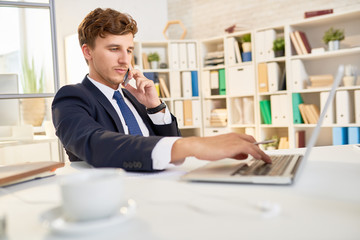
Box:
[196,9,360,148]
[135,40,202,137]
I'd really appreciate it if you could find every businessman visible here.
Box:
[52,8,271,172]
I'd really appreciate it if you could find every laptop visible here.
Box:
[0,161,65,187]
[182,65,345,185]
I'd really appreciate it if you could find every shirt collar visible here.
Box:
[87,75,124,101]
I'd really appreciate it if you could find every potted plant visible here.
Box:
[147,52,160,69]
[21,56,46,126]
[322,27,344,51]
[272,37,285,57]
[241,33,252,62]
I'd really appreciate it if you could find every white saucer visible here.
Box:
[40,199,136,235]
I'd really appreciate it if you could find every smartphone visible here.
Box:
[123,66,131,86]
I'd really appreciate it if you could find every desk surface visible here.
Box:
[1,145,360,240]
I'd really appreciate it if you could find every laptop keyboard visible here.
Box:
[231,155,294,176]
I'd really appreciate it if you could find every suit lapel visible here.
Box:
[82,77,125,133]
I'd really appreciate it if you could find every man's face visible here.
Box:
[85,33,134,90]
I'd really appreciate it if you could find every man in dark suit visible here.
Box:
[52,8,270,172]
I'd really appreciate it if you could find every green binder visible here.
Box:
[260,100,272,124]
[219,69,226,95]
[292,93,304,124]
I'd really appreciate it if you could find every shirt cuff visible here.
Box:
[152,137,181,170]
[148,104,172,125]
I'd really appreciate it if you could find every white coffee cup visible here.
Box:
[59,168,125,222]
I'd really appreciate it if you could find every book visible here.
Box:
[304,9,333,18]
[142,52,150,69]
[0,161,64,187]
[290,32,303,55]
[298,104,309,124]
[210,108,227,127]
[218,69,226,95]
[234,39,242,63]
[159,77,170,98]
[295,130,306,148]
[295,31,311,54]
[278,137,289,149]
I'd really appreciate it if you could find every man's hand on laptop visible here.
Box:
[171,133,272,164]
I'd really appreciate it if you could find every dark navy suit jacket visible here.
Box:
[52,76,181,171]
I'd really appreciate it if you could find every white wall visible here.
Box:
[54,0,168,86]
[167,0,360,39]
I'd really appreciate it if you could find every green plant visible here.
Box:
[21,56,44,93]
[322,27,345,44]
[272,37,285,51]
[264,135,279,149]
[241,33,251,43]
[147,52,160,62]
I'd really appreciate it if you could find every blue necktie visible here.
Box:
[113,91,143,136]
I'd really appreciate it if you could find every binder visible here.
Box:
[259,100,271,124]
[291,59,308,91]
[228,66,255,96]
[348,127,360,144]
[202,70,211,97]
[181,71,192,98]
[170,71,181,98]
[170,43,179,69]
[267,62,280,92]
[255,31,266,62]
[336,90,353,124]
[265,29,276,60]
[192,100,201,126]
[355,90,360,124]
[183,100,193,126]
[258,63,268,92]
[174,101,184,127]
[242,97,254,124]
[292,93,304,124]
[179,43,188,69]
[332,127,348,145]
[226,37,236,65]
[279,94,289,125]
[210,70,219,95]
[320,91,334,124]
[187,43,197,69]
[191,71,199,97]
[218,68,226,95]
[270,95,281,125]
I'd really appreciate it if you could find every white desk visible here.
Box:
[1,145,360,240]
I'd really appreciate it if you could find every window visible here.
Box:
[0,0,61,164]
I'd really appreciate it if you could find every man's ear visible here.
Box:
[81,44,92,62]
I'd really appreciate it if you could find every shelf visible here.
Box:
[258,90,288,96]
[291,47,360,61]
[294,123,360,128]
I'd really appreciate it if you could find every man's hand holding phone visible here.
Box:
[122,67,161,109]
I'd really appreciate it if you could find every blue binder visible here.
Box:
[191,71,199,97]
[348,127,360,144]
[332,127,348,145]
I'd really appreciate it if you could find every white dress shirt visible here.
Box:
[88,76,180,170]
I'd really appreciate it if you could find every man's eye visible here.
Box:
[110,48,118,51]
[127,49,133,54]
